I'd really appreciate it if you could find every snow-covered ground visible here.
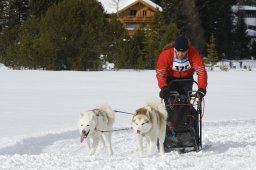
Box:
[0,64,256,170]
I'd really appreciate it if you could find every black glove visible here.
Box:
[197,88,206,99]
[159,86,169,99]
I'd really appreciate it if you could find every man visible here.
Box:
[156,35,208,101]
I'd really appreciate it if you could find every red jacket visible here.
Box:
[156,47,208,90]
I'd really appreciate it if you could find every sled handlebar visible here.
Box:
[166,79,200,101]
[167,78,198,87]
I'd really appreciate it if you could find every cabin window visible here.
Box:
[244,10,256,18]
[130,10,137,16]
[142,10,147,16]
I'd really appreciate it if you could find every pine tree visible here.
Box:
[14,0,30,24]
[13,16,40,69]
[29,0,64,17]
[207,33,218,70]
[0,0,31,31]
[154,0,162,4]
[0,0,15,33]
[195,0,237,59]
[143,11,179,69]
[160,0,181,23]
[101,14,128,67]
[0,1,5,32]
[1,0,112,70]
[0,24,20,67]
[160,0,205,54]
[37,0,108,70]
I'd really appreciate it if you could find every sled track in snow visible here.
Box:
[0,119,256,156]
[0,119,256,169]
[0,130,79,155]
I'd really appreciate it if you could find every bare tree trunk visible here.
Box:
[111,0,121,17]
[182,0,206,55]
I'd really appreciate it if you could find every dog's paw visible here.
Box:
[159,144,165,155]
[146,153,153,157]
[137,151,143,157]
[107,148,113,156]
[89,149,96,155]
[146,148,154,157]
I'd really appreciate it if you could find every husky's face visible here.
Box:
[78,111,97,143]
[132,114,152,135]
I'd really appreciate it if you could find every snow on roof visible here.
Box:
[98,0,162,14]
[138,0,162,11]
[246,29,256,37]
[232,5,256,12]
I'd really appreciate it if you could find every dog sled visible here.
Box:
[163,79,204,153]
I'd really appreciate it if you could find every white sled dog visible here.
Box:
[132,100,167,157]
[77,104,115,155]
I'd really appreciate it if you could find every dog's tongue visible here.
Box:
[80,134,85,143]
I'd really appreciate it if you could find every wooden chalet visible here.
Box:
[118,0,162,35]
[98,0,162,36]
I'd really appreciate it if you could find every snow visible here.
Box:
[98,0,162,14]
[232,5,256,12]
[247,29,256,37]
[244,18,256,26]
[216,60,256,70]
[139,0,163,11]
[231,5,256,38]
[1,63,256,169]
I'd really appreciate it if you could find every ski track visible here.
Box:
[1,119,256,170]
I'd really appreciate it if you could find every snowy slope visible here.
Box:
[1,66,256,169]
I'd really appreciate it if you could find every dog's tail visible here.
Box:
[146,100,168,120]
[96,104,115,128]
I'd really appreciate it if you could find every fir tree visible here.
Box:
[102,14,128,68]
[38,0,107,70]
[207,33,218,70]
[195,0,236,59]
[1,0,111,70]
[143,11,179,69]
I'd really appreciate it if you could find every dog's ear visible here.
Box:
[144,106,152,120]
[146,111,151,120]
[135,109,140,115]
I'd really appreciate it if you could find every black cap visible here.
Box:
[174,36,189,52]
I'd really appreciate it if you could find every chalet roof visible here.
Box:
[98,0,162,14]
[232,5,256,12]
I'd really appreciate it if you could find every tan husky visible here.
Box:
[132,100,167,157]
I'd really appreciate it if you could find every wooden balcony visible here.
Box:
[120,16,154,23]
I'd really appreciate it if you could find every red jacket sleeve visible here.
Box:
[189,48,208,90]
[156,49,171,89]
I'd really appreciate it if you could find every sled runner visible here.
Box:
[163,79,203,153]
